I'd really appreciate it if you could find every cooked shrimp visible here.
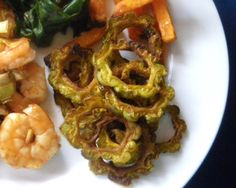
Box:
[0,104,60,168]
[0,38,36,71]
[6,92,33,113]
[6,62,48,112]
[19,62,48,104]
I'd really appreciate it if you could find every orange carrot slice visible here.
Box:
[152,0,176,43]
[113,0,122,4]
[66,27,106,48]
[89,0,107,22]
[113,0,152,16]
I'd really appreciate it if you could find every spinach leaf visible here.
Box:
[6,0,90,46]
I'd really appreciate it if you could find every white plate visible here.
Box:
[0,0,228,188]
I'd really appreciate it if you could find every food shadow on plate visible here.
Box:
[0,150,68,182]
[131,98,190,186]
[131,139,190,187]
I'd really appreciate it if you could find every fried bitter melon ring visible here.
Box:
[89,105,187,186]
[105,85,175,123]
[93,13,167,99]
[110,50,149,85]
[158,105,187,153]
[121,60,149,82]
[89,126,159,186]
[60,96,142,166]
[45,44,101,104]
[112,59,150,85]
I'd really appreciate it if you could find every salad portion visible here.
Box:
[0,0,60,169]
[5,0,90,46]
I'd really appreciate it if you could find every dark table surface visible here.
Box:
[185,1,236,187]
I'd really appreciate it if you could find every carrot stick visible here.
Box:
[89,0,107,22]
[113,0,152,16]
[113,0,122,4]
[152,0,176,43]
[66,27,106,48]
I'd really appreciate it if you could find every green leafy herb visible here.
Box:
[6,0,91,46]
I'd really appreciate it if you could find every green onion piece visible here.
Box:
[0,72,16,103]
[0,20,9,34]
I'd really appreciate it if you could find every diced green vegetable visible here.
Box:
[0,72,12,85]
[0,72,16,103]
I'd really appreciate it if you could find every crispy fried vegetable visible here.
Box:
[61,96,142,166]
[158,105,187,153]
[54,92,75,117]
[84,117,142,167]
[93,13,166,99]
[110,51,129,78]
[105,85,174,123]
[60,96,106,148]
[118,60,150,85]
[89,126,158,186]
[109,51,150,85]
[45,44,101,104]
[45,13,186,186]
